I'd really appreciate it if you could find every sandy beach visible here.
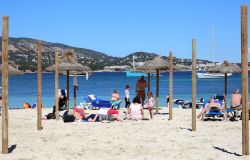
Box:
[0,108,249,160]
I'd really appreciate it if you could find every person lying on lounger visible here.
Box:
[197,97,223,119]
[82,108,126,122]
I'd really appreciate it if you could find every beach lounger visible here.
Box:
[82,95,121,109]
[214,94,225,102]
[174,99,192,109]
[225,108,239,121]
[201,99,224,120]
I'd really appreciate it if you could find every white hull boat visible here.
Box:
[197,72,232,79]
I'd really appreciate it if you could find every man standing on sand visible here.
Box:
[136,76,147,106]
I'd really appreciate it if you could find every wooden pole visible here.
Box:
[156,69,159,114]
[148,73,150,92]
[169,52,173,120]
[73,73,77,108]
[55,51,59,120]
[2,16,9,154]
[192,39,196,131]
[37,41,42,130]
[66,70,70,110]
[241,5,249,156]
[224,73,227,110]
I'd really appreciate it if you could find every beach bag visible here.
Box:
[46,113,56,119]
[63,111,75,123]
[99,114,112,121]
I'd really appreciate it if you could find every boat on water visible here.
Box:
[125,54,148,77]
[125,71,148,77]
[197,26,233,79]
[69,73,91,77]
[197,72,232,79]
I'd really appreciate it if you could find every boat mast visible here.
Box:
[212,26,215,66]
[132,54,135,70]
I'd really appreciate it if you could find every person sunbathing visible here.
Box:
[197,97,223,119]
[82,108,125,122]
[107,108,127,121]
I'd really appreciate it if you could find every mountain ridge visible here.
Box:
[0,37,213,71]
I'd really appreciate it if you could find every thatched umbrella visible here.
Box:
[136,56,171,113]
[47,51,91,73]
[47,50,91,110]
[208,60,241,109]
[139,56,169,70]
[0,64,24,76]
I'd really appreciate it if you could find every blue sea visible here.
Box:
[0,71,247,109]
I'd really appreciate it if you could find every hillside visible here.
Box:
[0,37,212,71]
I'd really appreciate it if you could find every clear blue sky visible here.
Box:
[0,0,249,62]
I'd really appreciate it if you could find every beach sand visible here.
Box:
[0,108,249,160]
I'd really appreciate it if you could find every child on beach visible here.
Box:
[143,92,155,119]
[124,85,131,108]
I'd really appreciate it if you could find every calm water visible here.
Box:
[0,71,247,109]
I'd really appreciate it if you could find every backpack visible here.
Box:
[46,113,56,119]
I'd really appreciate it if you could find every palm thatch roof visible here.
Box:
[137,56,170,71]
[208,60,241,73]
[46,50,91,73]
[0,65,24,76]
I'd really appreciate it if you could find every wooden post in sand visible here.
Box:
[55,51,59,120]
[192,39,196,131]
[2,16,9,154]
[241,5,249,156]
[224,73,228,109]
[148,73,150,92]
[156,69,159,113]
[66,70,70,110]
[169,52,173,120]
[37,41,42,130]
[73,73,77,107]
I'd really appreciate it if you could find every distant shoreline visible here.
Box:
[24,70,195,74]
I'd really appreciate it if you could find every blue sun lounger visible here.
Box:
[82,95,121,109]
[202,99,224,120]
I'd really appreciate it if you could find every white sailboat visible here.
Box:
[197,26,232,79]
[197,72,232,79]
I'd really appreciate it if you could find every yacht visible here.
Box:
[197,72,232,79]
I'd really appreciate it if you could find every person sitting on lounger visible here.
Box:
[230,88,242,110]
[128,96,144,120]
[110,89,122,109]
[197,97,223,119]
[111,89,120,101]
